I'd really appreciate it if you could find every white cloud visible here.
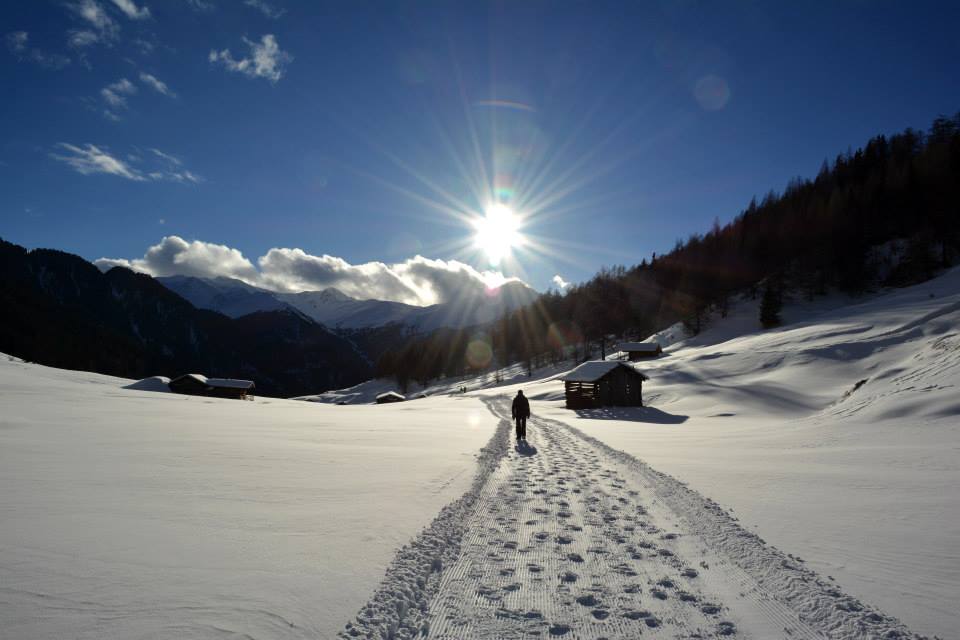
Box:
[96,236,260,281]
[97,238,528,305]
[185,0,215,11]
[51,143,145,181]
[69,0,118,39]
[101,77,137,108]
[150,148,181,165]
[244,0,285,19]
[6,31,72,68]
[110,0,151,20]
[51,143,203,183]
[139,71,175,97]
[552,274,570,290]
[67,29,100,48]
[6,31,28,54]
[209,34,291,83]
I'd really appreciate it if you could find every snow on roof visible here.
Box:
[172,373,208,384]
[618,342,661,352]
[376,391,405,400]
[123,376,172,392]
[171,374,254,389]
[562,360,649,383]
[207,378,255,389]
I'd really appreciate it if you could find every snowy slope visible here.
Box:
[314,268,960,638]
[157,274,289,317]
[0,355,496,640]
[278,288,429,328]
[527,270,960,638]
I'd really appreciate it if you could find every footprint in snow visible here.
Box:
[548,624,570,636]
[575,594,600,607]
[623,609,652,620]
[718,620,737,635]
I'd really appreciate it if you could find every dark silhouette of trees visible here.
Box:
[759,278,783,329]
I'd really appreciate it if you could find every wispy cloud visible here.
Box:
[139,71,175,97]
[6,31,28,53]
[5,31,72,68]
[67,29,100,48]
[51,143,202,183]
[150,148,181,165]
[109,0,151,20]
[101,77,137,109]
[185,0,215,11]
[148,147,203,183]
[244,0,285,19]
[69,0,118,38]
[51,143,145,181]
[209,34,291,83]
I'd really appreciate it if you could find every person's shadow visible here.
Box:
[515,440,538,457]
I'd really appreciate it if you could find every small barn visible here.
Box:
[562,361,649,409]
[168,374,255,400]
[618,341,662,360]
[375,391,406,404]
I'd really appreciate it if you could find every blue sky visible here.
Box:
[2,0,959,304]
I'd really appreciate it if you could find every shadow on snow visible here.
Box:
[572,405,689,424]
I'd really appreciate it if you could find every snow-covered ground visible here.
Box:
[3,267,959,639]
[0,356,496,640]
[319,268,960,638]
[497,270,959,639]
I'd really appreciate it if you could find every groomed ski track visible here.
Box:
[340,396,922,640]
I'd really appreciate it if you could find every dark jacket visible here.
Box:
[512,394,530,419]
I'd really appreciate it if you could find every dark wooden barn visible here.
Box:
[618,341,663,360]
[168,374,256,400]
[562,361,649,409]
[375,391,406,404]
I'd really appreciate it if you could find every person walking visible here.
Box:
[511,390,530,440]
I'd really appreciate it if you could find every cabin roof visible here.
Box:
[563,360,649,383]
[617,342,661,352]
[171,374,254,389]
[207,378,255,389]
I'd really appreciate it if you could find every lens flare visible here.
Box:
[473,203,523,266]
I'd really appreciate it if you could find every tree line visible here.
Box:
[375,112,960,390]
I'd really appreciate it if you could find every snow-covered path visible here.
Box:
[343,397,920,639]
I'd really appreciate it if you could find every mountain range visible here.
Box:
[157,274,539,331]
[0,238,539,397]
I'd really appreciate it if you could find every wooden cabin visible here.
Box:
[168,374,255,400]
[618,341,663,360]
[375,391,406,404]
[562,361,649,409]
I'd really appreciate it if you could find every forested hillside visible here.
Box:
[376,113,960,388]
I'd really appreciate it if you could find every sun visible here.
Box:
[473,203,523,266]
